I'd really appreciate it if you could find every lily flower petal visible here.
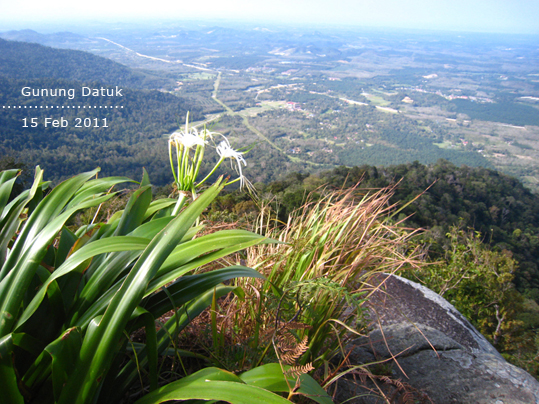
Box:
[216,141,247,187]
[170,128,206,149]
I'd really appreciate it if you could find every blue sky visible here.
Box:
[1,0,538,34]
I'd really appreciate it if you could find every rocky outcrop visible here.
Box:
[333,274,539,404]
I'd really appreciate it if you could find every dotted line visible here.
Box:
[2,106,124,109]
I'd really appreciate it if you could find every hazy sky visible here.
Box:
[1,0,538,34]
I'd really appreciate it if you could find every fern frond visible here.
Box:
[279,336,309,364]
[285,363,315,377]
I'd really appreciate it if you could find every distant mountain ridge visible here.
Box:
[0,29,86,46]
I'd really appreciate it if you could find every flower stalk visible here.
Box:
[169,113,250,215]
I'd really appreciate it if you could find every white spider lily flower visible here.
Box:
[170,129,206,149]
[216,141,247,187]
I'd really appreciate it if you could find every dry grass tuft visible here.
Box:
[231,183,425,367]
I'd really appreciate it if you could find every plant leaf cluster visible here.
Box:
[0,166,331,403]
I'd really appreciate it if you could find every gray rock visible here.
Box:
[333,274,539,404]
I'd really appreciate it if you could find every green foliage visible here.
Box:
[507,298,539,379]
[410,226,539,378]
[0,167,284,403]
[413,227,521,346]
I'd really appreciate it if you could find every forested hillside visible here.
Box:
[0,38,173,88]
[0,39,202,182]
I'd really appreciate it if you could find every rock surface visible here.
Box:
[333,274,539,404]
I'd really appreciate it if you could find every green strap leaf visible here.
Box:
[15,236,150,332]
[145,266,264,319]
[138,310,158,392]
[157,230,272,275]
[45,328,83,402]
[142,198,177,221]
[133,367,292,404]
[113,186,152,237]
[0,334,24,404]
[8,168,98,265]
[74,249,144,318]
[0,167,44,280]
[240,363,333,404]
[66,176,133,209]
[147,236,273,295]
[11,332,45,356]
[0,173,19,213]
[140,168,151,187]
[0,169,20,184]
